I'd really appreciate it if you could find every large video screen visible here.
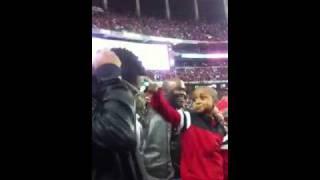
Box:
[92,37,171,70]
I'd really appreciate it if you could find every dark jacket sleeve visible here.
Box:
[92,64,137,150]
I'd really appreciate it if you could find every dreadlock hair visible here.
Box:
[111,48,146,87]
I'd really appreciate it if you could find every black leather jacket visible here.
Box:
[92,64,143,180]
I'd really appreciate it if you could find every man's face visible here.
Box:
[192,88,214,114]
[171,89,187,109]
[164,80,187,109]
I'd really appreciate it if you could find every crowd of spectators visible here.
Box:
[176,66,227,82]
[175,61,228,67]
[146,65,228,82]
[92,10,228,41]
[146,60,228,82]
[146,70,176,81]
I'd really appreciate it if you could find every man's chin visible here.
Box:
[172,101,183,109]
[177,103,184,109]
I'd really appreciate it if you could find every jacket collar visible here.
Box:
[121,79,140,96]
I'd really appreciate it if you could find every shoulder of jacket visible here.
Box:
[121,79,139,95]
[149,108,167,121]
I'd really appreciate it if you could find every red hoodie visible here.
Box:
[216,96,228,112]
[151,89,226,180]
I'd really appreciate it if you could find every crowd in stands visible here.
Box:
[147,66,227,82]
[92,10,228,41]
[147,60,228,82]
[176,66,228,82]
[175,61,228,67]
[146,70,175,81]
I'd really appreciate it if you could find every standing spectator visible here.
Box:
[221,109,228,180]
[217,98,228,180]
[142,79,187,180]
[92,49,144,180]
[110,48,150,180]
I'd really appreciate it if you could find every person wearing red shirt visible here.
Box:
[217,98,228,180]
[216,96,228,112]
[149,85,226,180]
[220,109,228,180]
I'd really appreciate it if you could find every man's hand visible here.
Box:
[146,79,159,94]
[93,48,122,69]
[212,106,225,124]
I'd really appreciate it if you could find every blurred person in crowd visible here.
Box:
[218,89,228,101]
[142,78,187,180]
[147,85,226,180]
[221,109,228,180]
[92,49,146,180]
[217,98,228,180]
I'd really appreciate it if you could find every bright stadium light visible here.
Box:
[122,31,142,39]
[92,37,171,70]
[181,53,228,59]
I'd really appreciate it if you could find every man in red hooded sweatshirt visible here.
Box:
[149,85,226,180]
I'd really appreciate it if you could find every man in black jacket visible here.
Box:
[92,49,144,180]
